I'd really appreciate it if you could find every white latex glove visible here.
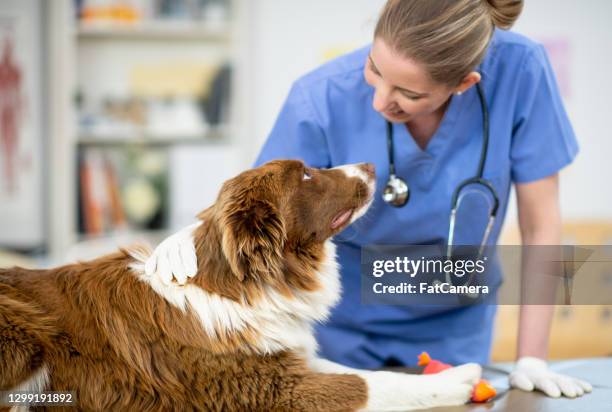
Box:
[144,222,200,285]
[509,356,592,398]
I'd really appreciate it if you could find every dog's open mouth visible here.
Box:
[331,209,354,230]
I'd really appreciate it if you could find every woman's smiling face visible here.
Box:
[364,38,456,123]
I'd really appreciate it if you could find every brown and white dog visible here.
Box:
[0,160,480,411]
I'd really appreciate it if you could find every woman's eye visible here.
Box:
[401,92,421,101]
[303,170,312,180]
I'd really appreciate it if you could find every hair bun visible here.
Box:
[485,0,523,29]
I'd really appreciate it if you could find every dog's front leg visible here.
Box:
[308,357,481,411]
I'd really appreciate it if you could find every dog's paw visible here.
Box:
[413,363,482,408]
[436,362,482,386]
[415,382,475,409]
[363,364,482,411]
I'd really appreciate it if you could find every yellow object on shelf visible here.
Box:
[130,62,220,99]
[81,4,140,24]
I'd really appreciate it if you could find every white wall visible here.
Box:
[245,0,612,221]
[246,0,386,158]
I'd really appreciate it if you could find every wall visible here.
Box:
[246,0,386,159]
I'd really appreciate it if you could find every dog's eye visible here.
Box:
[303,170,312,181]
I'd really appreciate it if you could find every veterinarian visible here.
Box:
[147,0,591,399]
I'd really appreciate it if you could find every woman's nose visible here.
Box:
[372,85,393,112]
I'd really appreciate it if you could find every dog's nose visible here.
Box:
[360,163,376,179]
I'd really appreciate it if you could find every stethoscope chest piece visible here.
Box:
[383,174,410,207]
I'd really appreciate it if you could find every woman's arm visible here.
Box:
[511,173,591,398]
[515,173,560,359]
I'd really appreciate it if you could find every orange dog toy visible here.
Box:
[417,352,496,403]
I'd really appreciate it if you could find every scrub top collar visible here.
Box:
[384,87,475,190]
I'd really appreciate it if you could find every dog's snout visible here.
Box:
[359,163,376,179]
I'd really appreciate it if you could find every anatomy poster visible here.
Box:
[0,0,43,249]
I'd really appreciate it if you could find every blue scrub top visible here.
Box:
[255,29,578,368]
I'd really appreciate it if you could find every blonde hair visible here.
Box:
[374,0,523,86]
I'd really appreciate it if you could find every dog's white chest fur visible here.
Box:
[133,240,341,356]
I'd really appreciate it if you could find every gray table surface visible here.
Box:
[396,357,612,412]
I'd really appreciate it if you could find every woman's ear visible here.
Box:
[454,71,482,95]
[220,191,286,283]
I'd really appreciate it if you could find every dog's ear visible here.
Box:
[220,190,286,283]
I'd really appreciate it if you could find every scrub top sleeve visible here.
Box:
[254,81,331,168]
[510,45,579,184]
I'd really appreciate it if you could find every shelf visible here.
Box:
[76,129,232,148]
[77,21,231,42]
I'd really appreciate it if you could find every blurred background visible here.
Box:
[0,0,610,361]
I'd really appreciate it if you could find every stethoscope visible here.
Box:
[382,82,500,296]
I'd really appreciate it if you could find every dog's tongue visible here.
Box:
[331,209,353,229]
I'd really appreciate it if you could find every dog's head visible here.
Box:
[211,160,375,284]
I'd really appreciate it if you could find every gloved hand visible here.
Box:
[144,222,201,285]
[509,356,592,398]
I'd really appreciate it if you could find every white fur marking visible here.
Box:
[334,164,368,181]
[334,164,376,223]
[9,364,50,412]
[130,240,341,356]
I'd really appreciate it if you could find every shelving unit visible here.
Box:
[45,0,252,263]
